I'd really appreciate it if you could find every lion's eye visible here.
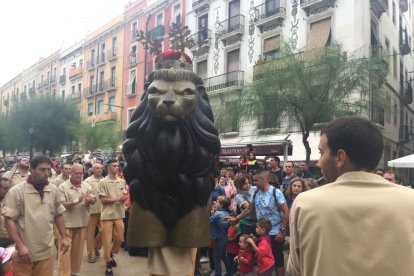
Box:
[183,89,194,96]
[148,88,161,95]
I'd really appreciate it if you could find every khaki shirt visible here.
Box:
[0,202,9,238]
[52,174,69,187]
[99,176,126,220]
[58,180,92,228]
[2,168,29,187]
[84,175,103,214]
[1,181,65,262]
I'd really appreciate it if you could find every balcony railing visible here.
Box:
[372,105,385,126]
[59,74,66,85]
[254,1,286,22]
[216,15,245,39]
[84,85,96,98]
[50,75,56,85]
[98,53,106,65]
[192,0,210,12]
[87,60,95,71]
[151,25,165,38]
[203,70,245,92]
[107,49,117,61]
[190,29,212,45]
[69,67,83,78]
[29,87,35,96]
[300,0,337,16]
[402,81,413,104]
[104,79,117,91]
[3,99,9,106]
[399,27,411,55]
[71,91,82,100]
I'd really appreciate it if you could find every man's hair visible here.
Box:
[269,155,281,166]
[71,164,83,171]
[257,218,272,233]
[321,116,383,171]
[234,173,249,190]
[30,155,52,169]
[106,159,118,165]
[254,169,269,178]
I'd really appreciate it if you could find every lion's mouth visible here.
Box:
[162,114,177,121]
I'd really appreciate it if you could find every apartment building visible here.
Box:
[186,0,414,176]
[36,51,60,97]
[82,15,125,127]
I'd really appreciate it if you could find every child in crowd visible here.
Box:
[226,220,239,274]
[234,234,254,276]
[246,219,275,276]
[210,196,233,276]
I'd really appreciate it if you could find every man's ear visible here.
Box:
[336,149,347,169]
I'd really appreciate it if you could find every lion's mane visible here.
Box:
[122,69,221,228]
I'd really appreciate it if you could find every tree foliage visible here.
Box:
[239,43,388,163]
[77,121,122,153]
[3,96,80,154]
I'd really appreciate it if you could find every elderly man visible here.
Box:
[2,157,30,187]
[288,116,414,276]
[84,163,104,263]
[2,155,69,276]
[58,164,95,276]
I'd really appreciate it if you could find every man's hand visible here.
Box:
[60,237,70,254]
[16,244,31,262]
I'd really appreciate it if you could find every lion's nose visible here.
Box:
[163,96,175,106]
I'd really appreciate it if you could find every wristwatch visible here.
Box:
[280,227,286,233]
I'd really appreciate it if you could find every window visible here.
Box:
[89,76,95,95]
[88,103,94,116]
[71,85,75,95]
[392,1,396,24]
[79,59,83,67]
[156,13,163,26]
[307,17,331,49]
[24,85,26,92]
[91,49,95,65]
[62,90,65,100]
[127,69,136,95]
[63,68,66,75]
[97,100,104,114]
[196,60,208,79]
[198,14,208,41]
[172,4,181,25]
[99,71,104,91]
[130,45,137,64]
[385,94,391,123]
[112,37,117,56]
[394,102,398,125]
[109,96,115,111]
[132,22,138,39]
[263,35,281,61]
[101,43,106,62]
[111,67,116,87]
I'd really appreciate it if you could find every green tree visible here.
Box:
[6,96,80,154]
[239,43,388,164]
[77,121,122,153]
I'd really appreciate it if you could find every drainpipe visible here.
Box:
[143,13,152,82]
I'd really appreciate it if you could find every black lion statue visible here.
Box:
[122,68,220,247]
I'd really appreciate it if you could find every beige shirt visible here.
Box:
[99,176,126,220]
[1,181,65,262]
[52,174,69,187]
[2,168,29,187]
[84,175,103,214]
[59,180,92,228]
[0,202,9,238]
[288,171,414,276]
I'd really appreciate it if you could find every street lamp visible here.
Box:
[29,127,35,159]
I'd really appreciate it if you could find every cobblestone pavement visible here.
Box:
[53,247,149,276]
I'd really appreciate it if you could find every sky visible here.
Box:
[0,0,129,86]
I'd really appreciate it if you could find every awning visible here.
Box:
[388,154,414,168]
[263,35,280,53]
[306,17,331,49]
[220,143,292,156]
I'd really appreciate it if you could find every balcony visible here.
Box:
[20,92,27,100]
[370,0,388,18]
[3,99,9,107]
[216,15,245,46]
[103,79,117,92]
[69,67,83,79]
[37,82,44,90]
[399,27,411,55]
[28,87,35,96]
[189,29,212,57]
[59,74,66,85]
[50,76,56,85]
[254,1,286,33]
[203,70,244,93]
[399,125,410,143]
[401,81,413,105]
[87,60,95,71]
[372,105,385,126]
[98,53,106,65]
[370,45,388,68]
[151,25,165,38]
[70,91,82,101]
[400,0,408,12]
[84,85,96,99]
[86,111,117,123]
[130,54,137,67]
[107,49,117,61]
[253,57,286,80]
[300,0,336,16]
[43,79,50,88]
[192,0,209,13]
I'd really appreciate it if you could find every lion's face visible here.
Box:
[147,79,197,121]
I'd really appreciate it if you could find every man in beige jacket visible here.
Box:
[287,116,414,276]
